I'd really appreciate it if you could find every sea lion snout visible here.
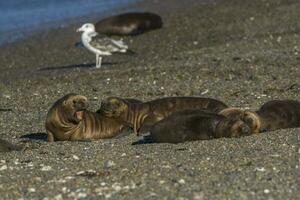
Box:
[230,120,251,137]
[72,97,88,111]
[100,97,127,117]
[244,111,260,133]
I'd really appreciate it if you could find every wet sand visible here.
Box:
[0,0,299,199]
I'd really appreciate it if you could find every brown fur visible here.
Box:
[251,99,300,132]
[99,96,229,135]
[219,100,300,133]
[45,94,128,142]
[148,110,251,143]
[95,12,163,36]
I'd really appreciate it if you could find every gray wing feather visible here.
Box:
[90,34,128,52]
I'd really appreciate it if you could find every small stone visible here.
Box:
[28,188,36,193]
[77,193,87,198]
[72,155,79,160]
[255,167,266,172]
[178,179,185,184]
[41,166,52,171]
[100,182,106,186]
[201,89,209,95]
[106,160,116,167]
[121,153,126,157]
[112,183,122,192]
[62,187,68,193]
[264,189,270,194]
[277,36,282,43]
[0,165,7,171]
[54,194,63,200]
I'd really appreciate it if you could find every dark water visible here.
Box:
[0,0,140,44]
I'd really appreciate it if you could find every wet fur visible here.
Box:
[100,96,228,135]
[45,94,128,142]
[95,12,163,36]
[219,100,300,133]
[148,110,251,143]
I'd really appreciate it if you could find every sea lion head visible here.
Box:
[244,111,261,133]
[100,97,129,118]
[229,119,252,137]
[214,116,251,138]
[218,107,245,121]
[47,93,88,125]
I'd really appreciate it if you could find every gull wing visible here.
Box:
[90,33,128,53]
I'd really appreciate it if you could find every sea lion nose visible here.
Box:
[73,98,88,109]
[241,124,251,135]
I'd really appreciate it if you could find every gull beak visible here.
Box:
[76,28,82,32]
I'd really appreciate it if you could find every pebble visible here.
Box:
[106,160,116,167]
[255,167,266,172]
[72,155,80,160]
[264,189,270,194]
[0,165,8,171]
[41,166,52,171]
[179,179,186,184]
[28,188,36,193]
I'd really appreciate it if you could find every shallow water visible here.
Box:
[0,0,140,44]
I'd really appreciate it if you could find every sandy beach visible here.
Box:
[0,0,299,199]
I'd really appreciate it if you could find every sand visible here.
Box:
[0,0,299,199]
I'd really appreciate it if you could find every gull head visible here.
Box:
[76,23,95,33]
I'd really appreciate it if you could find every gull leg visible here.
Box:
[98,56,102,68]
[96,55,102,68]
[96,54,99,68]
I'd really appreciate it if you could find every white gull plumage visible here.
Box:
[76,23,129,68]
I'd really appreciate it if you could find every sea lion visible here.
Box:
[244,99,300,133]
[45,93,137,142]
[0,139,23,152]
[94,12,163,36]
[99,96,229,135]
[145,110,251,143]
[219,100,300,133]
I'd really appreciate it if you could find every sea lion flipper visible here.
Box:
[47,131,55,142]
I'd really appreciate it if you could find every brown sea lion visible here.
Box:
[146,110,251,143]
[95,12,163,36]
[99,96,229,135]
[219,100,300,133]
[45,93,137,142]
[0,139,23,152]
[244,100,300,133]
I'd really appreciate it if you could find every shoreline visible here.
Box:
[0,0,145,46]
[0,0,299,199]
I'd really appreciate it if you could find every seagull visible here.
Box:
[76,23,129,68]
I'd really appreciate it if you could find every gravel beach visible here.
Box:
[0,0,299,199]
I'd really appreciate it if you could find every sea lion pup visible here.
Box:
[243,100,300,133]
[45,93,131,142]
[95,12,163,36]
[145,110,251,144]
[0,139,23,152]
[99,96,229,135]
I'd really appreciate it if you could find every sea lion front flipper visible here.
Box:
[47,131,55,142]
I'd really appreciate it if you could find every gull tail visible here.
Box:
[114,49,137,56]
[125,49,137,55]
